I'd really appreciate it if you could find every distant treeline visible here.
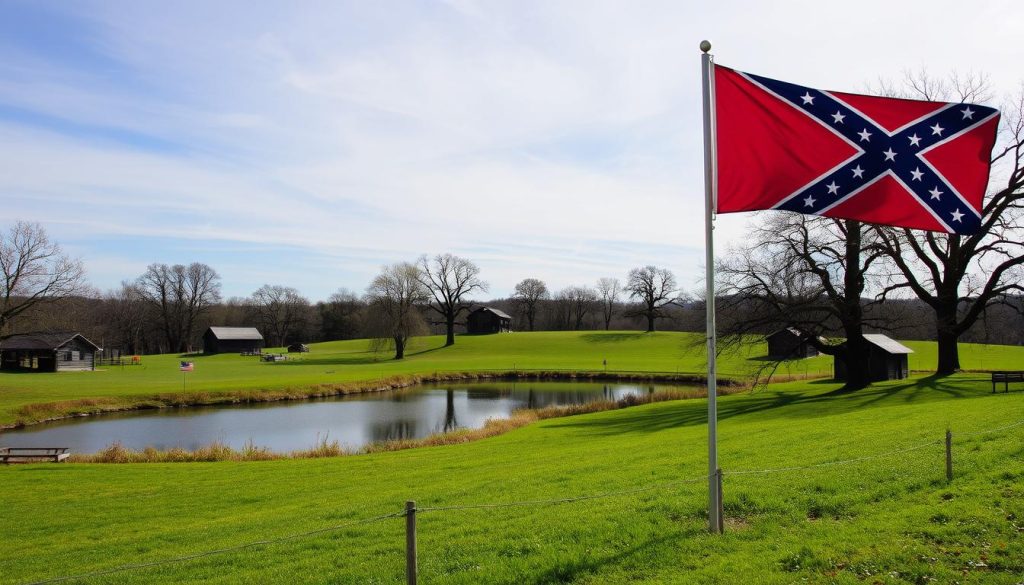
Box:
[5,286,1023,356]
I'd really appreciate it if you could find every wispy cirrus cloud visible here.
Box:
[0,0,1021,299]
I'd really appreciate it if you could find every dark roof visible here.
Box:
[0,332,100,351]
[206,327,264,341]
[471,306,512,320]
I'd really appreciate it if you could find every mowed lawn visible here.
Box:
[1,372,1023,584]
[2,330,1021,428]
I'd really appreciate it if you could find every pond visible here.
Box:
[0,380,696,453]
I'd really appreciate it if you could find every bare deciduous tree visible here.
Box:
[0,221,85,335]
[596,277,621,330]
[554,286,598,330]
[625,266,678,332]
[417,254,487,346]
[873,71,1024,374]
[136,262,221,353]
[247,285,310,347]
[719,215,887,391]
[366,262,429,359]
[512,278,548,331]
[102,281,149,354]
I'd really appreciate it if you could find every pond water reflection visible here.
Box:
[0,380,695,453]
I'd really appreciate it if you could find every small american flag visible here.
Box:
[179,361,194,372]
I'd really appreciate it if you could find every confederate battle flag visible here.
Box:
[713,65,1000,234]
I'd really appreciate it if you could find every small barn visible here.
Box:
[766,328,821,359]
[466,307,512,334]
[833,334,912,382]
[0,332,100,372]
[203,327,264,354]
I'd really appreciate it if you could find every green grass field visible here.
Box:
[1,371,1022,583]
[1,330,1021,428]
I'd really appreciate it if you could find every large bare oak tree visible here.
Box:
[0,221,85,335]
[417,254,487,346]
[625,266,678,332]
[512,278,548,331]
[719,216,886,391]
[874,73,1024,374]
[136,262,221,353]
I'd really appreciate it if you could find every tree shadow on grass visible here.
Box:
[519,528,702,585]
[578,332,653,344]
[271,343,450,366]
[542,374,992,437]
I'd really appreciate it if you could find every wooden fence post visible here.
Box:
[405,501,417,585]
[716,468,725,534]
[945,430,953,482]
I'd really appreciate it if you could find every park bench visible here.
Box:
[991,371,1024,393]
[0,447,70,464]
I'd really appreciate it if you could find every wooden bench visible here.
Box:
[991,371,1024,393]
[0,447,70,464]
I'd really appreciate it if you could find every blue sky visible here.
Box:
[1,0,1021,301]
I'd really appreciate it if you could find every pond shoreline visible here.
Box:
[2,370,735,432]
[66,384,741,463]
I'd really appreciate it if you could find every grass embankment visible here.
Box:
[0,331,773,428]
[2,331,1020,428]
[1,372,1023,584]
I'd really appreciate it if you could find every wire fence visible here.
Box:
[18,415,1024,585]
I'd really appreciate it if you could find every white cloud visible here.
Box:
[0,0,1022,300]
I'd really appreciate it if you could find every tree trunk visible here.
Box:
[527,308,535,331]
[646,312,655,333]
[394,335,405,360]
[935,312,961,375]
[445,315,455,346]
[841,329,872,391]
[840,220,871,391]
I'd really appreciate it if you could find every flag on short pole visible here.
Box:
[713,64,1000,234]
[179,361,194,372]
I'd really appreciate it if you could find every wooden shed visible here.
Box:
[766,328,820,359]
[0,332,100,372]
[203,327,264,354]
[833,334,912,382]
[466,307,512,334]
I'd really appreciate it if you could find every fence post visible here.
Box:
[945,430,953,482]
[405,501,417,585]
[715,468,725,533]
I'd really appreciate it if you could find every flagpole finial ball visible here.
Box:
[699,40,712,53]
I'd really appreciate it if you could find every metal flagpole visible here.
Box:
[700,39,722,534]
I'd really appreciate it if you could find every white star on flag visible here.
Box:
[908,134,921,147]
[826,181,839,194]
[831,111,845,124]
[929,187,943,200]
[803,194,816,207]
[961,107,975,120]
[931,123,945,136]
[910,168,924,181]
[951,209,964,222]
[800,92,815,105]
[857,129,872,142]
[883,148,897,161]
[852,165,865,178]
